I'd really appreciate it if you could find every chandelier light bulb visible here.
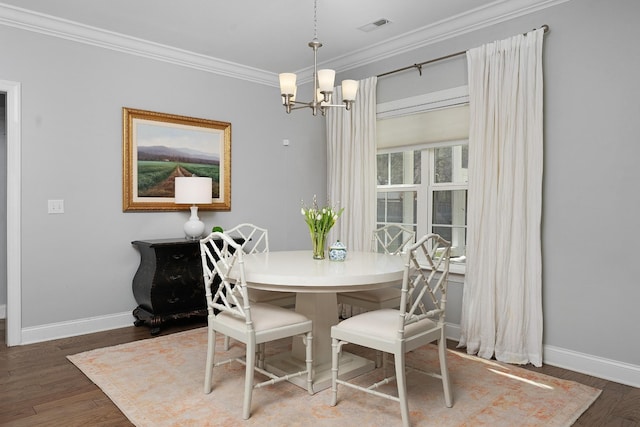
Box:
[317,69,336,93]
[279,73,297,95]
[342,80,358,101]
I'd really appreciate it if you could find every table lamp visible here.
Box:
[174,176,213,240]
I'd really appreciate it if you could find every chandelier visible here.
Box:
[279,0,358,116]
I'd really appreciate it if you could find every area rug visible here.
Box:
[68,328,600,427]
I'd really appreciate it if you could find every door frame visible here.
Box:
[2,80,22,346]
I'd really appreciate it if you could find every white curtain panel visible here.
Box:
[326,76,377,319]
[326,76,377,252]
[459,28,544,366]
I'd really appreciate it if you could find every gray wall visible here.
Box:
[0,24,325,327]
[341,0,640,367]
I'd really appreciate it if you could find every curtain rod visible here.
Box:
[377,24,549,78]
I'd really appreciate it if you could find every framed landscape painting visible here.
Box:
[122,108,231,212]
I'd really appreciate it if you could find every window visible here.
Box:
[376,145,468,263]
[376,87,469,265]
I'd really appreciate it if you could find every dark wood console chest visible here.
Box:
[131,238,208,335]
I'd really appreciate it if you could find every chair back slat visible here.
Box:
[226,223,269,254]
[200,231,252,324]
[372,224,416,255]
[397,233,451,338]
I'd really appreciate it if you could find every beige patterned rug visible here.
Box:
[68,328,600,427]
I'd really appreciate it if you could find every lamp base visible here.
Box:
[183,205,205,240]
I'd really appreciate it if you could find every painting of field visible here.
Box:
[136,145,220,198]
[123,107,231,211]
[137,161,219,198]
[134,121,222,198]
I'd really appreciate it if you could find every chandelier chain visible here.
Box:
[313,0,318,40]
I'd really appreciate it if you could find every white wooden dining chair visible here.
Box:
[221,223,296,351]
[330,233,453,427]
[200,231,314,420]
[226,223,296,308]
[337,224,415,314]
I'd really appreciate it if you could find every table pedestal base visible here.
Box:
[265,351,374,392]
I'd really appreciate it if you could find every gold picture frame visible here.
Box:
[122,107,231,212]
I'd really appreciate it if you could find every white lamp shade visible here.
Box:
[279,73,297,95]
[174,177,212,204]
[317,69,335,92]
[341,79,358,101]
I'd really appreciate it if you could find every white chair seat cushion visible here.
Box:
[343,286,401,303]
[333,308,437,341]
[216,303,309,332]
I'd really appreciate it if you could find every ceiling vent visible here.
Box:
[358,18,392,33]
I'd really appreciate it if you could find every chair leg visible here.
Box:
[394,351,410,427]
[438,334,453,407]
[330,338,339,406]
[257,343,265,368]
[204,323,216,394]
[382,351,391,377]
[304,332,314,395]
[223,335,230,351]
[375,350,383,368]
[242,343,256,420]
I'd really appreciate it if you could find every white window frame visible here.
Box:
[377,87,469,274]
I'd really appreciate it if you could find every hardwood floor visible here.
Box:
[1,319,638,426]
[518,357,640,426]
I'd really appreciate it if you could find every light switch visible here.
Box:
[283,139,290,146]
[48,199,64,214]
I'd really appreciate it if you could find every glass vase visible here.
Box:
[312,231,327,260]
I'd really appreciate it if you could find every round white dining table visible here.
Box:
[240,250,405,391]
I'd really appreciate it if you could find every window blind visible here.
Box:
[377,104,469,150]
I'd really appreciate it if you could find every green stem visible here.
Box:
[312,231,327,260]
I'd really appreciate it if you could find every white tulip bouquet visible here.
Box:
[301,195,344,259]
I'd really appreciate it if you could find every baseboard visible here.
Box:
[445,321,461,342]
[544,344,640,388]
[0,304,6,319]
[20,311,135,345]
[446,322,640,388]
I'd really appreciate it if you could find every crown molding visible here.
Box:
[326,0,569,73]
[0,0,568,88]
[0,3,278,86]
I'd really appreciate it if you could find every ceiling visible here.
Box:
[0,0,559,85]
